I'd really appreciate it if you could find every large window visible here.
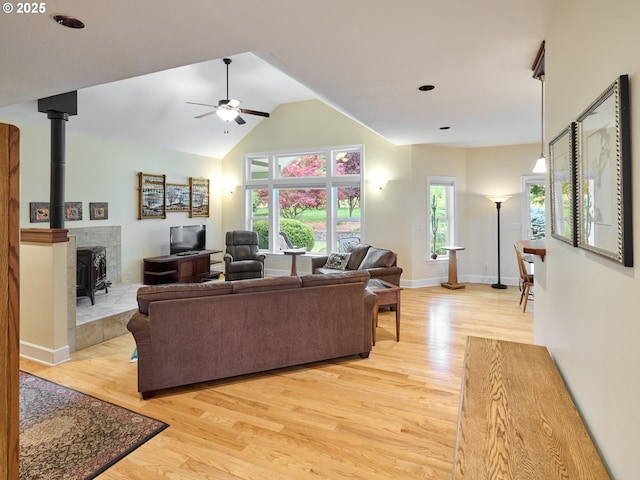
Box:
[244,146,363,253]
[427,176,456,258]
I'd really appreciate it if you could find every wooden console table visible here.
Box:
[516,239,546,261]
[453,337,609,479]
[143,249,221,285]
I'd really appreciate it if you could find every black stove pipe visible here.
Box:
[48,111,68,229]
[38,91,77,229]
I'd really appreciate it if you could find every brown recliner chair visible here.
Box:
[223,230,266,281]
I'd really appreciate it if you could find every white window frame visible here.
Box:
[521,175,545,240]
[243,145,364,253]
[427,176,457,259]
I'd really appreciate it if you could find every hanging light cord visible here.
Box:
[539,74,545,158]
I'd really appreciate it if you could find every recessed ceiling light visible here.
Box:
[440,126,450,130]
[418,85,435,91]
[51,14,85,29]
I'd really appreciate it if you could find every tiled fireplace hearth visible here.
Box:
[67,226,135,352]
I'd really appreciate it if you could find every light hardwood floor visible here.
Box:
[20,283,533,479]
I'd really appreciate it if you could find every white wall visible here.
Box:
[5,121,222,283]
[409,145,468,286]
[537,1,640,477]
[465,144,541,285]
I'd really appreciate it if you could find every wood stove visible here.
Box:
[76,246,109,305]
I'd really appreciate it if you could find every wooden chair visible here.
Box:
[514,245,534,312]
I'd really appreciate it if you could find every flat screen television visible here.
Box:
[170,225,206,255]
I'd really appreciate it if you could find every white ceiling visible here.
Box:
[0,0,551,159]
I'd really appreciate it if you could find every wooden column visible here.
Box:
[0,123,20,480]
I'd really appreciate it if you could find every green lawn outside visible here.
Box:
[254,207,360,221]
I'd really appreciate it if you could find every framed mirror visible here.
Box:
[576,75,632,266]
[549,123,577,246]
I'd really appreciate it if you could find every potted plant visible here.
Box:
[430,194,438,259]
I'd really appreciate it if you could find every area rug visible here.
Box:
[19,371,168,479]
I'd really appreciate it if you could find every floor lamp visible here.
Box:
[486,195,511,289]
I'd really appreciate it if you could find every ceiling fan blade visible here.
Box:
[186,101,217,108]
[239,108,270,118]
[228,98,241,109]
[235,115,246,125]
[195,110,218,119]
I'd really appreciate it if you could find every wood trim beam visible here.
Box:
[0,123,20,480]
[531,40,545,79]
[20,228,69,244]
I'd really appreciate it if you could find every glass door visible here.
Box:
[522,176,546,239]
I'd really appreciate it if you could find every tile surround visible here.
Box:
[67,226,137,352]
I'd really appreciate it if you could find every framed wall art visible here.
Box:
[65,202,82,221]
[189,177,210,217]
[166,184,190,212]
[549,123,577,246]
[29,202,49,223]
[90,202,109,220]
[138,172,166,219]
[576,74,632,266]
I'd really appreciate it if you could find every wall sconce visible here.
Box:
[223,179,236,194]
[371,175,388,190]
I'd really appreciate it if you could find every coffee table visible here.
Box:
[367,279,401,344]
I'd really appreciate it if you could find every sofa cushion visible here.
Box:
[324,252,351,270]
[300,270,370,287]
[226,259,263,273]
[345,243,371,270]
[359,247,397,269]
[232,275,302,294]
[137,282,233,315]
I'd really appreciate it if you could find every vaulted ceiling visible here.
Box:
[0,0,551,158]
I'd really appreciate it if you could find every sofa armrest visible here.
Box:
[126,312,152,393]
[253,252,266,262]
[366,266,403,286]
[127,311,150,336]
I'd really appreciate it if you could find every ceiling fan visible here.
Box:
[187,58,270,131]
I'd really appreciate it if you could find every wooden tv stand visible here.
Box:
[142,250,222,285]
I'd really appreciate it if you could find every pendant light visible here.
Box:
[533,74,546,173]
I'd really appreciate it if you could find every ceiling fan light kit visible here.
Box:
[216,108,239,122]
[188,57,270,130]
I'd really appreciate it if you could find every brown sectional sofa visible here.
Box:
[311,242,403,286]
[127,270,377,398]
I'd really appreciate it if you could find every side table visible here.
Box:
[283,248,306,275]
[367,279,401,345]
[441,245,465,289]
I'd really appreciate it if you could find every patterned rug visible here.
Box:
[20,371,168,479]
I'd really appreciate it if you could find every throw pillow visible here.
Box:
[359,247,396,269]
[345,242,370,270]
[324,252,351,270]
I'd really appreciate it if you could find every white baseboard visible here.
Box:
[265,269,520,290]
[400,275,519,289]
[20,341,70,366]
